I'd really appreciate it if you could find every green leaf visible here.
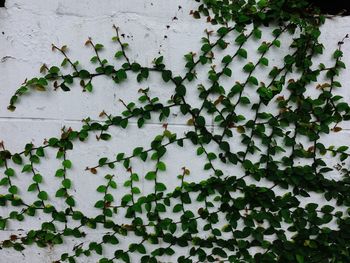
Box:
[62,160,72,169]
[62,179,71,189]
[85,82,93,92]
[223,68,232,77]
[240,97,250,104]
[296,255,304,263]
[55,188,66,197]
[235,34,247,45]
[219,142,230,152]
[337,146,348,152]
[237,49,247,59]
[258,43,269,53]
[196,116,206,127]
[95,44,104,51]
[162,70,172,82]
[120,120,128,129]
[248,76,258,85]
[173,204,183,213]
[137,244,146,254]
[12,154,23,165]
[243,62,254,73]
[115,51,123,59]
[22,164,32,173]
[145,171,156,180]
[259,57,269,66]
[5,168,14,177]
[36,147,45,157]
[97,185,107,193]
[155,183,166,191]
[27,183,37,192]
[272,39,281,48]
[79,70,90,79]
[9,185,18,194]
[175,85,186,96]
[116,153,125,161]
[253,28,262,39]
[131,187,141,194]
[133,147,143,156]
[0,219,7,230]
[217,27,229,36]
[49,66,60,74]
[95,200,104,208]
[98,157,108,166]
[334,50,343,59]
[100,133,112,140]
[38,191,48,200]
[212,247,227,258]
[201,44,212,53]
[122,194,132,204]
[321,205,335,213]
[157,161,166,171]
[137,118,145,128]
[197,147,204,155]
[154,56,164,65]
[222,55,232,64]
[33,174,43,183]
[55,169,65,177]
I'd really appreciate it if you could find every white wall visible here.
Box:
[1,0,350,262]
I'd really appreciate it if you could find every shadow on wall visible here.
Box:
[0,0,349,15]
[308,0,350,15]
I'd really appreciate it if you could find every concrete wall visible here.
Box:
[1,0,350,262]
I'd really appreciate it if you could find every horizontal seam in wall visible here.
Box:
[0,116,211,128]
[1,117,350,133]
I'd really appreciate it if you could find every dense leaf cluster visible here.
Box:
[1,0,350,262]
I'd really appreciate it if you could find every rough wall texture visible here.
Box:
[1,0,350,262]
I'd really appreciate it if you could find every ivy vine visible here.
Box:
[1,0,350,262]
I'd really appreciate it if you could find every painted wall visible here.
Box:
[1,0,350,262]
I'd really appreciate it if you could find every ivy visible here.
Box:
[1,0,350,262]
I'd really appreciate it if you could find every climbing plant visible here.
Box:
[1,0,350,262]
